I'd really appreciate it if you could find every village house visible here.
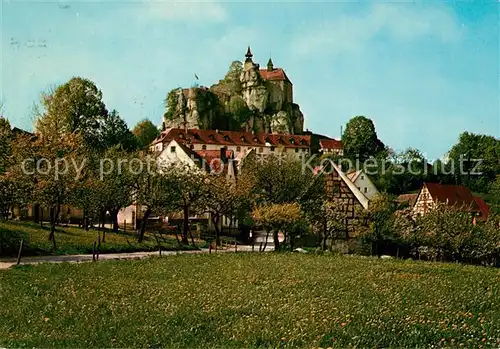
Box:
[346,169,379,200]
[319,138,344,156]
[411,182,489,222]
[151,128,311,159]
[315,162,377,240]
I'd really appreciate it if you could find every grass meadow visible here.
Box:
[1,253,499,348]
[0,221,200,257]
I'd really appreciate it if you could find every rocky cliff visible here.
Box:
[163,48,304,135]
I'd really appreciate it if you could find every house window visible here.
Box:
[236,146,241,152]
[364,187,367,193]
[361,175,364,180]
[290,138,295,144]
[190,144,194,150]
[202,145,207,150]
[170,146,176,153]
[259,147,263,153]
[270,146,275,152]
[295,148,299,153]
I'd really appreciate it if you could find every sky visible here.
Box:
[1,1,499,160]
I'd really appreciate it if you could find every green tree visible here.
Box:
[132,119,160,149]
[342,116,385,162]
[243,153,319,206]
[447,132,500,193]
[418,203,475,262]
[252,202,302,252]
[0,117,11,174]
[202,172,252,247]
[34,77,108,149]
[10,133,83,248]
[355,193,396,257]
[102,110,137,151]
[134,154,176,243]
[163,163,209,245]
[394,208,425,258]
[488,175,500,215]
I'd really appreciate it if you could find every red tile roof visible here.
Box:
[153,128,310,149]
[320,138,343,150]
[397,193,418,207]
[424,182,479,212]
[259,68,289,82]
[473,196,490,221]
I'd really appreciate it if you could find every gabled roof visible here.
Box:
[319,138,343,150]
[153,128,310,149]
[424,182,479,212]
[11,127,33,138]
[397,193,418,207]
[259,68,290,82]
[346,170,362,183]
[315,163,369,209]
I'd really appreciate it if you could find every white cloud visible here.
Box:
[293,3,461,56]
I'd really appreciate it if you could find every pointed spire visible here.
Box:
[267,57,274,71]
[245,46,253,59]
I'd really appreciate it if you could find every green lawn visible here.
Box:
[1,254,499,348]
[0,220,201,257]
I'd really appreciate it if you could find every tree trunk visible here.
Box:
[261,230,270,252]
[138,208,151,243]
[182,206,189,245]
[34,204,40,223]
[322,234,327,251]
[100,211,105,230]
[273,230,280,252]
[111,209,119,232]
[84,215,89,231]
[48,205,60,250]
[290,234,294,252]
[211,215,221,247]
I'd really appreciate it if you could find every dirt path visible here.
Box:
[0,245,265,270]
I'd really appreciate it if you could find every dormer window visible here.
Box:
[300,139,306,145]
[253,137,258,143]
[290,138,295,144]
[223,135,229,141]
[178,133,184,139]
[240,136,245,142]
[209,134,216,141]
[202,145,207,150]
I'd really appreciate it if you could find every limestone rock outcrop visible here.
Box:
[164,47,305,135]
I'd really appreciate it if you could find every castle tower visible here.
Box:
[240,47,268,114]
[267,58,274,71]
[244,46,256,71]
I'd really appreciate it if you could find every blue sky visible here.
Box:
[1,1,498,160]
